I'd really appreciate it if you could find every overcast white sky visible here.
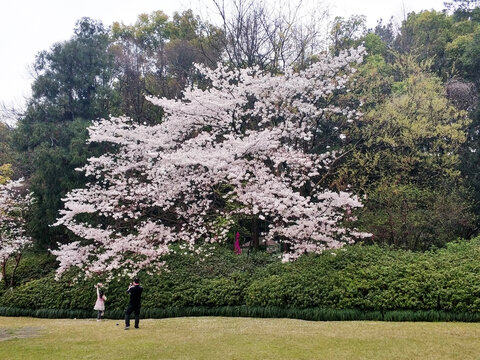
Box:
[0,0,445,111]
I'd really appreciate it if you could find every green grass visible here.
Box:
[1,317,480,359]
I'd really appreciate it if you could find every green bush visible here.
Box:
[246,239,480,312]
[1,252,57,289]
[0,275,64,309]
[3,238,480,320]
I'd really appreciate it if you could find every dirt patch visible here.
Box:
[0,326,41,341]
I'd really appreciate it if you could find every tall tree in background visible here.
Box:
[349,6,480,239]
[110,10,169,124]
[13,18,117,249]
[31,18,116,120]
[212,0,328,71]
[374,17,396,49]
[441,2,480,228]
[330,15,367,56]
[394,11,454,76]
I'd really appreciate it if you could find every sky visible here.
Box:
[0,0,445,112]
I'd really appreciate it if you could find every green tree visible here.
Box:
[335,57,474,249]
[32,18,116,120]
[394,11,454,76]
[391,7,480,232]
[13,18,117,249]
[330,15,367,56]
[374,17,396,49]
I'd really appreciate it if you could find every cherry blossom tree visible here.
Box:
[52,46,370,278]
[0,178,33,287]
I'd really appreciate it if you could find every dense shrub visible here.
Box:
[0,275,64,309]
[1,253,57,289]
[3,239,480,317]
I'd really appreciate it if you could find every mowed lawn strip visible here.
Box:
[1,316,480,359]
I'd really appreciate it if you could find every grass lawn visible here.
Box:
[1,316,480,359]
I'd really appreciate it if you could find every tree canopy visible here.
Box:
[51,47,371,278]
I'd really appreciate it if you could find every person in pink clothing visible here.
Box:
[94,283,107,321]
[234,232,242,254]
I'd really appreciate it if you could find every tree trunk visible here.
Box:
[252,217,259,249]
[9,253,22,288]
[1,259,7,288]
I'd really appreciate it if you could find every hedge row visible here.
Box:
[2,239,480,316]
[3,306,480,322]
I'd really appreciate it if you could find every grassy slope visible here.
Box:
[1,317,480,359]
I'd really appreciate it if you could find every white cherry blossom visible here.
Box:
[0,179,33,281]
[53,46,370,278]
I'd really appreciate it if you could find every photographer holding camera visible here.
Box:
[124,278,143,330]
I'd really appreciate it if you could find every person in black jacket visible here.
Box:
[124,278,143,329]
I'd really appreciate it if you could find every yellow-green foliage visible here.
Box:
[0,163,12,185]
[334,56,473,248]
[348,66,468,190]
[336,54,469,190]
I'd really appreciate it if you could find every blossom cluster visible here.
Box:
[53,46,370,277]
[0,178,33,279]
